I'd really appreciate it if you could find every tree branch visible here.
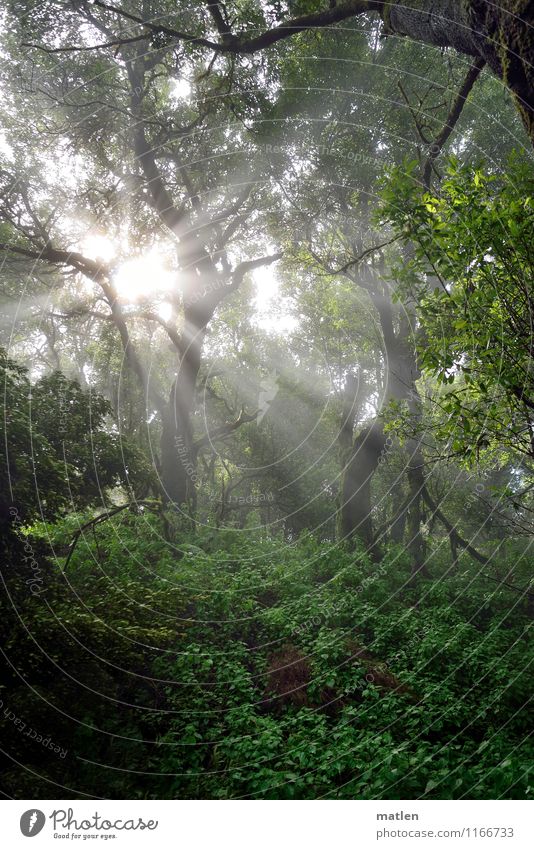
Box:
[421,486,534,600]
[227,252,282,292]
[64,500,160,569]
[423,57,485,188]
[0,240,165,411]
[332,237,398,274]
[21,33,148,53]
[91,0,375,54]
[194,407,258,450]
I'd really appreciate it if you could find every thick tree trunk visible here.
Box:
[383,0,534,143]
[337,291,408,551]
[333,0,533,554]
[336,282,428,567]
[389,486,410,543]
[339,420,386,548]
[337,372,374,548]
[160,317,204,510]
[160,377,195,509]
[394,320,428,574]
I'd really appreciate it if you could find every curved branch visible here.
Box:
[64,500,161,569]
[0,240,166,411]
[421,487,534,601]
[227,252,282,293]
[423,57,485,188]
[92,0,375,54]
[21,33,148,53]
[194,407,258,450]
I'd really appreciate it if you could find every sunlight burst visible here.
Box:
[253,264,298,334]
[114,251,176,301]
[170,77,191,101]
[81,234,117,263]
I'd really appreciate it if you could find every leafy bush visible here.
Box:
[1,514,531,799]
[0,348,154,524]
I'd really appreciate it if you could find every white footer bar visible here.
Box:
[3,800,533,848]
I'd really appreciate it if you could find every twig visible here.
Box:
[422,487,534,600]
[64,500,159,569]
[423,58,485,188]
[21,34,148,53]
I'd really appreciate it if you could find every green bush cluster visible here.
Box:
[1,513,531,799]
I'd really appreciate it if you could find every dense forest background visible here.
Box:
[0,1,533,799]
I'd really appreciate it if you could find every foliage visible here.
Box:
[378,155,534,465]
[1,514,531,799]
[0,348,154,523]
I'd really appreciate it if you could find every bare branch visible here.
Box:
[90,0,374,54]
[0,240,165,411]
[21,33,148,54]
[332,237,399,275]
[194,407,258,450]
[228,252,282,291]
[423,57,485,188]
[64,500,161,569]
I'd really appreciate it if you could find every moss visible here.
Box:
[382,0,534,144]
[468,0,534,141]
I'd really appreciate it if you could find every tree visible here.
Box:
[378,154,534,467]
[0,348,151,525]
[2,0,531,541]
[0,5,281,512]
[251,25,451,556]
[28,1,532,145]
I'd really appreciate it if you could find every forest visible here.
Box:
[0,0,533,800]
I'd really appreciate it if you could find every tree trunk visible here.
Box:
[406,445,427,575]
[332,0,532,553]
[336,289,410,551]
[160,379,194,509]
[339,420,386,548]
[396,321,428,573]
[160,318,204,510]
[336,281,428,565]
[384,0,534,143]
[389,486,410,543]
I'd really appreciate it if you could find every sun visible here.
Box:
[253,264,298,334]
[80,234,295,333]
[81,234,177,302]
[81,234,116,263]
[170,77,191,101]
[114,251,176,301]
